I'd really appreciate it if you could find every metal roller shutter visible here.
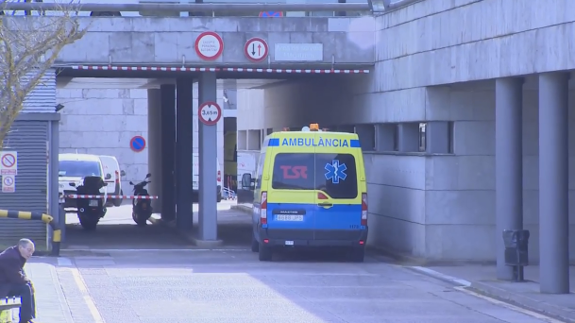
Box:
[0,120,48,244]
[21,68,56,113]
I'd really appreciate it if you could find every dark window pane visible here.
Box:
[59,161,101,177]
[271,153,358,199]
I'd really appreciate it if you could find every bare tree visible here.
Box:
[0,1,88,149]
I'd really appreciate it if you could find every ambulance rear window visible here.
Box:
[272,153,358,199]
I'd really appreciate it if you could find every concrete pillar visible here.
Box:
[176,78,194,231]
[539,72,570,294]
[495,77,524,280]
[147,89,162,212]
[198,72,219,241]
[160,84,176,221]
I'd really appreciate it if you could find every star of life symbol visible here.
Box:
[324,160,347,184]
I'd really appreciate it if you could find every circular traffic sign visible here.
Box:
[259,11,283,17]
[130,136,146,152]
[1,154,15,168]
[198,101,222,126]
[195,31,224,61]
[3,176,13,186]
[244,38,269,62]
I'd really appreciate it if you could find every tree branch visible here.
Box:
[0,1,88,149]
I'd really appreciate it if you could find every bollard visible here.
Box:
[0,209,62,257]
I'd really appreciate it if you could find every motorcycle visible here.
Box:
[130,173,152,226]
[70,176,107,231]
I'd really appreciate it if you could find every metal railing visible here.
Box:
[0,209,61,256]
[0,2,371,13]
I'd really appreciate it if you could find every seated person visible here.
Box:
[0,239,37,323]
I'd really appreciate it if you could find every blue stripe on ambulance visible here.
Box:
[266,203,365,230]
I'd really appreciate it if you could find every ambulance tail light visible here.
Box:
[260,191,268,225]
[361,193,368,226]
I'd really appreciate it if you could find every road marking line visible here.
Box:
[409,266,471,286]
[62,248,249,253]
[454,286,564,323]
[70,267,106,323]
[56,257,73,266]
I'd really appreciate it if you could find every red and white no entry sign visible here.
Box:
[0,151,17,175]
[198,101,222,126]
[195,31,224,61]
[1,154,15,168]
[244,38,268,62]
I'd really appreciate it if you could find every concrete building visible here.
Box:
[234,0,575,293]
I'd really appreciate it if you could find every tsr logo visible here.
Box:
[280,166,308,179]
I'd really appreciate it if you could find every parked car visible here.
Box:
[58,153,106,210]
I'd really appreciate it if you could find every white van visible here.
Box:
[58,153,106,208]
[192,153,223,202]
[98,155,126,207]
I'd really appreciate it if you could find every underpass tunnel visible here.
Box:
[11,67,369,250]
[55,71,238,248]
[236,74,373,164]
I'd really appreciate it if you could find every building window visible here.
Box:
[393,124,399,151]
[418,123,427,152]
[448,121,455,154]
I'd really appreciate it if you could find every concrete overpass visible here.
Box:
[54,17,375,68]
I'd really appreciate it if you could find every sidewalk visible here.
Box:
[25,259,73,323]
[409,264,575,323]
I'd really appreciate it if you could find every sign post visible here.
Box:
[0,151,18,175]
[194,31,224,61]
[244,38,269,62]
[198,101,222,126]
[2,175,15,193]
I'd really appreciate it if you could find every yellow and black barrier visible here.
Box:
[0,209,61,256]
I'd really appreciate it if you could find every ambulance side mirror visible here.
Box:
[241,173,252,189]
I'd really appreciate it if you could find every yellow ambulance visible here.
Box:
[241,124,368,262]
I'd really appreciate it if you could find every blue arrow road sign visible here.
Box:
[259,11,283,17]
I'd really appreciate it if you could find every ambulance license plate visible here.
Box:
[276,214,303,221]
[285,240,294,246]
[89,200,98,207]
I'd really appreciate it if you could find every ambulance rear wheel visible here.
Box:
[258,245,272,261]
[348,246,365,263]
[251,236,259,252]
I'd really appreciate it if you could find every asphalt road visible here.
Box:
[63,201,238,250]
[42,248,558,323]
[48,203,561,323]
